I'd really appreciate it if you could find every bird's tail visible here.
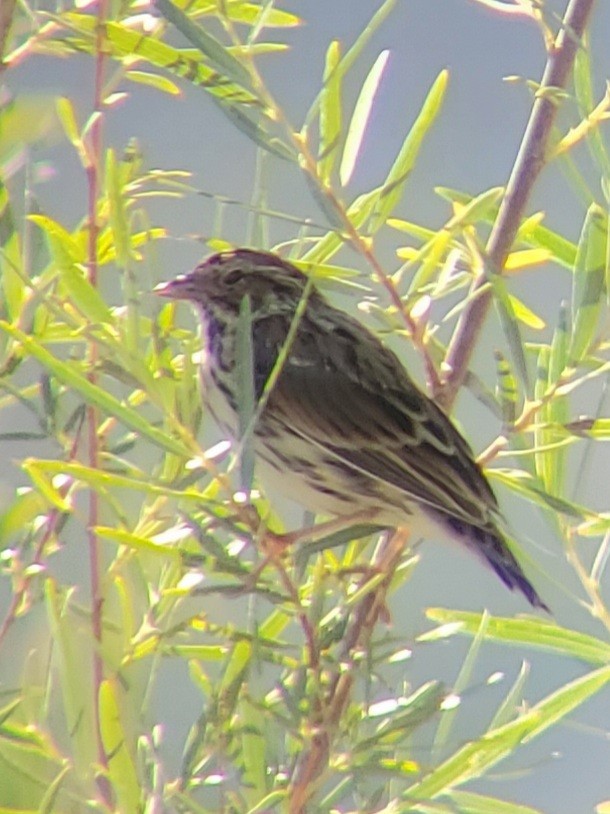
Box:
[445,516,549,611]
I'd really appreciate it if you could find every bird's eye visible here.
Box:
[224,270,243,287]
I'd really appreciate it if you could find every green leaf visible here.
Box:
[0,322,191,458]
[401,664,610,806]
[0,182,26,321]
[318,40,343,186]
[60,264,114,324]
[432,611,490,758]
[423,609,610,664]
[574,41,610,180]
[569,203,607,364]
[55,96,88,166]
[99,679,141,811]
[45,581,97,778]
[436,187,578,269]
[488,273,530,393]
[105,149,132,268]
[339,49,389,186]
[124,70,181,94]
[369,70,448,233]
[155,0,253,90]
[489,468,591,519]
[304,0,397,128]
[28,214,84,268]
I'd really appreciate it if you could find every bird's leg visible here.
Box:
[261,507,383,554]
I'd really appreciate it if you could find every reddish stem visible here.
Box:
[439,0,597,412]
[86,3,110,803]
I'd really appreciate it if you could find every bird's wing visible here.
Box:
[252,308,499,530]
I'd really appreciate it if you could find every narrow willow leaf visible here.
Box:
[339,49,390,186]
[0,183,26,320]
[319,40,342,186]
[573,44,610,178]
[436,186,578,269]
[544,304,570,497]
[99,679,140,812]
[304,0,397,127]
[156,0,253,90]
[28,214,84,268]
[106,149,131,268]
[173,0,299,28]
[488,273,530,393]
[504,248,553,272]
[95,527,182,559]
[24,461,218,506]
[45,581,97,777]
[407,229,452,294]
[494,350,518,428]
[489,468,590,518]
[60,264,114,324]
[125,69,181,94]
[448,186,504,228]
[388,217,437,242]
[55,96,87,165]
[402,665,610,805]
[488,661,530,731]
[0,323,190,458]
[508,294,546,331]
[240,696,268,802]
[424,609,610,664]
[219,640,251,696]
[534,345,550,491]
[569,203,607,364]
[302,188,380,264]
[432,612,490,758]
[369,70,448,233]
[448,790,546,814]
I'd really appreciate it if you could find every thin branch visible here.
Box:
[287,529,409,813]
[85,0,111,804]
[439,0,597,412]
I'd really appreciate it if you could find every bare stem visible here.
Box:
[288,530,408,813]
[85,2,111,803]
[439,0,597,412]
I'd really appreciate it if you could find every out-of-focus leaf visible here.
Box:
[0,323,191,458]
[187,0,300,28]
[240,695,268,803]
[424,608,610,664]
[155,0,253,89]
[436,187,578,269]
[508,294,545,330]
[569,203,606,364]
[125,70,181,94]
[504,248,553,272]
[0,183,26,320]
[28,214,83,269]
[106,149,132,268]
[99,679,140,811]
[488,273,530,393]
[574,45,610,178]
[402,664,610,804]
[45,581,97,778]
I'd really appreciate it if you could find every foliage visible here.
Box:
[0,1,609,812]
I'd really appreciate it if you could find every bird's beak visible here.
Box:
[154,277,189,299]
